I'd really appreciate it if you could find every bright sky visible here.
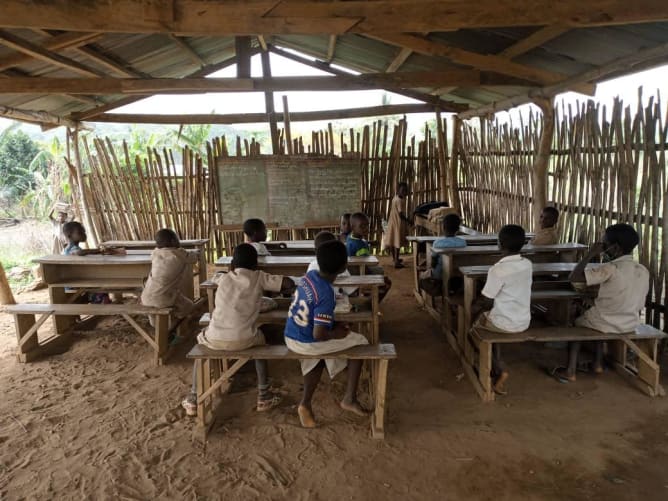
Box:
[2,49,668,137]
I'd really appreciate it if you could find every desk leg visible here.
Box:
[371,359,388,439]
[372,286,380,344]
[462,277,475,351]
[412,241,419,298]
[196,359,206,428]
[207,289,215,313]
[49,286,76,335]
[198,247,208,297]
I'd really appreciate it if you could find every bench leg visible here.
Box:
[14,312,71,363]
[616,338,664,397]
[154,314,169,366]
[371,359,388,439]
[478,340,494,401]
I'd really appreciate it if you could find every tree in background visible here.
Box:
[0,127,44,209]
[173,122,213,157]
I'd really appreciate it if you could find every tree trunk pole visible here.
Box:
[450,115,462,214]
[0,262,16,305]
[532,97,555,228]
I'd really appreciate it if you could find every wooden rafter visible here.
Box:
[268,44,467,111]
[499,25,570,59]
[0,72,489,95]
[0,31,101,72]
[0,1,667,35]
[458,40,668,119]
[0,104,78,128]
[0,29,104,77]
[386,48,412,73]
[257,35,268,51]
[326,35,337,62]
[87,103,436,124]
[167,34,206,67]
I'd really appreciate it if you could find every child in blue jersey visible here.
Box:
[346,212,392,299]
[285,240,369,429]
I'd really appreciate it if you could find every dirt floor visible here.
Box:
[2,259,668,500]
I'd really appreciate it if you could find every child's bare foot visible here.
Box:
[340,400,369,416]
[593,365,604,375]
[493,371,509,395]
[298,404,317,428]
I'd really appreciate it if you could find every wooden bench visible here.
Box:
[464,323,666,402]
[187,343,397,439]
[6,303,173,365]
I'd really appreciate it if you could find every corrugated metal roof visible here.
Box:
[0,22,667,125]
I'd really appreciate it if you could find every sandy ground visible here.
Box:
[1,259,668,500]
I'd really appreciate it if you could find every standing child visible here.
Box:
[382,182,412,268]
[346,212,391,299]
[140,228,197,327]
[339,213,352,243]
[243,218,271,256]
[531,206,560,245]
[472,225,532,394]
[49,203,70,254]
[182,244,295,416]
[285,240,369,428]
[552,223,649,383]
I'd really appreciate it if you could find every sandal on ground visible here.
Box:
[547,366,575,384]
[394,262,406,269]
[257,393,282,412]
[181,394,197,417]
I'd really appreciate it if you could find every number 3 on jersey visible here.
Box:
[289,292,310,327]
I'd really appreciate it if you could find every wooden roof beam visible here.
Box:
[0,31,102,72]
[268,44,467,111]
[0,72,487,94]
[87,103,436,125]
[326,35,337,62]
[0,103,78,128]
[167,34,206,67]
[458,40,668,119]
[386,48,412,73]
[499,25,570,59]
[0,29,104,77]
[370,33,594,95]
[1,1,667,35]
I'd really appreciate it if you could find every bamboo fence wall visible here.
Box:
[74,118,446,258]
[457,91,668,327]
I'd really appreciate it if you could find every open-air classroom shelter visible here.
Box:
[2,1,668,499]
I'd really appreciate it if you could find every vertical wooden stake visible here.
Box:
[532,97,555,228]
[450,116,463,213]
[282,95,293,155]
[71,127,97,247]
[260,51,279,154]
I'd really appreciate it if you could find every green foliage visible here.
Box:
[0,128,45,204]
[173,121,213,156]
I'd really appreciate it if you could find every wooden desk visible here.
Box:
[214,255,380,276]
[102,238,209,290]
[265,240,316,256]
[201,274,384,343]
[34,254,196,333]
[455,262,598,355]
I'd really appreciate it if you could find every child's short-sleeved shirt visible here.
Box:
[284,270,336,343]
[63,243,81,255]
[531,227,559,245]
[250,242,271,256]
[431,236,467,279]
[578,255,649,333]
[141,247,191,308]
[307,259,357,297]
[346,235,370,257]
[207,268,283,343]
[481,254,532,332]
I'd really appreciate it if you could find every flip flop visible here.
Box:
[256,393,282,412]
[547,366,573,384]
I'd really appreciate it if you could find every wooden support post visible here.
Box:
[282,95,293,155]
[260,50,279,154]
[70,127,97,247]
[435,110,448,202]
[235,36,251,78]
[0,262,16,305]
[450,116,462,213]
[532,97,555,228]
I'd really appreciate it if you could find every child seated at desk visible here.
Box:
[339,213,351,243]
[285,240,369,428]
[420,213,467,296]
[243,218,271,256]
[552,223,649,383]
[472,225,532,395]
[140,229,196,327]
[346,212,391,299]
[182,243,295,416]
[531,206,560,245]
[308,231,357,301]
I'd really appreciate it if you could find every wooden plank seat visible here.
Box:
[186,343,397,439]
[48,278,145,292]
[465,324,667,402]
[7,303,173,365]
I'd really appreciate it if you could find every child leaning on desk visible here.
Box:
[285,240,369,429]
[346,212,392,300]
[140,229,197,331]
[551,223,649,383]
[182,243,295,417]
[471,225,532,396]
